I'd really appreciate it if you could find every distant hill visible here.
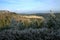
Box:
[32,13,60,18]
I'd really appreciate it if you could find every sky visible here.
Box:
[0,0,60,13]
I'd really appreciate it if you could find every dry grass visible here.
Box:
[0,11,45,29]
[13,15,44,22]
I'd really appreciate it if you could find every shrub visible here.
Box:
[10,18,25,30]
[0,28,60,40]
[45,13,60,30]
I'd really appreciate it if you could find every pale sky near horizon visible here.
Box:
[0,0,60,12]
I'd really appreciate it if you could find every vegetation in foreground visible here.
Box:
[0,10,60,40]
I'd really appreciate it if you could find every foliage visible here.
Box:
[45,13,60,30]
[0,14,11,30]
[0,28,60,40]
[9,18,44,30]
[0,10,60,40]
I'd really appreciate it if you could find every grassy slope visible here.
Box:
[0,10,60,29]
[0,11,45,30]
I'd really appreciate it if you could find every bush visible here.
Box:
[0,28,60,40]
[10,17,44,30]
[45,13,60,30]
